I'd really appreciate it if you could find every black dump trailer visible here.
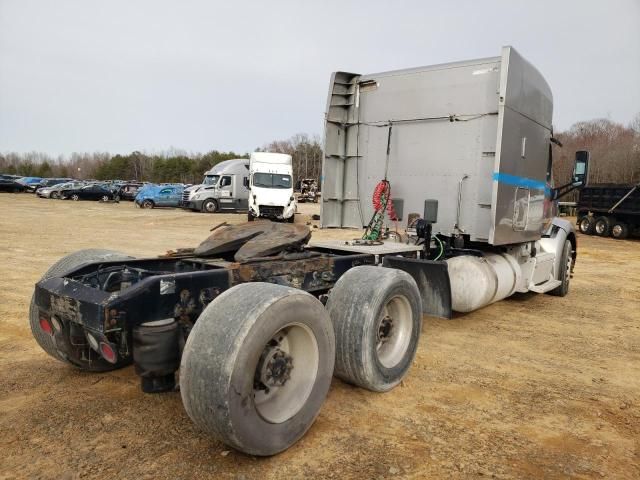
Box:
[577,183,640,239]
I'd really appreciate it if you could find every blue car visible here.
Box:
[16,177,44,192]
[134,184,184,209]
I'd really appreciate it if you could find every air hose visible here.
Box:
[362,180,398,241]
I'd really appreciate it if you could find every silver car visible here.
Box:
[37,181,85,199]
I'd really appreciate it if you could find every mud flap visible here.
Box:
[382,256,452,319]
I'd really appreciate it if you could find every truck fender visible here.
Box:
[541,217,577,278]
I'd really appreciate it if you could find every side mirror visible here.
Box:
[572,151,589,187]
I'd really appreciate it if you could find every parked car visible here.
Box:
[37,181,85,199]
[118,182,145,201]
[134,184,184,208]
[61,184,119,202]
[0,178,27,193]
[16,177,43,192]
[34,178,72,192]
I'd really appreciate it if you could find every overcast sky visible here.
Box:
[1,0,639,156]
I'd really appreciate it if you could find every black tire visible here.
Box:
[594,216,612,237]
[325,266,422,392]
[247,212,255,222]
[142,199,154,209]
[611,221,629,239]
[287,214,295,223]
[201,199,218,213]
[29,249,134,371]
[180,283,335,456]
[71,194,80,201]
[51,192,60,199]
[549,240,572,297]
[577,216,595,235]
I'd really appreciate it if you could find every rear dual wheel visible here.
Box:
[594,216,612,237]
[578,216,595,235]
[611,222,629,239]
[180,283,335,456]
[326,266,422,392]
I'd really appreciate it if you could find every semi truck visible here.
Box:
[248,152,296,222]
[29,46,588,457]
[576,183,640,239]
[181,158,250,213]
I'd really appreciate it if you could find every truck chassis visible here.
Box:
[31,225,440,455]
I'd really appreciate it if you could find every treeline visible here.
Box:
[0,133,323,185]
[553,114,640,186]
[1,118,638,187]
[0,149,247,184]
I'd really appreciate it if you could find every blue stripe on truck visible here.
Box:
[492,172,550,195]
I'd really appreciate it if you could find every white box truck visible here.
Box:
[248,152,296,222]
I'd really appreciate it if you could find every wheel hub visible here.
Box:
[256,345,294,393]
[377,315,393,344]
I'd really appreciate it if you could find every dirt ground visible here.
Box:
[0,194,638,480]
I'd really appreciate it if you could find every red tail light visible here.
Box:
[99,342,117,364]
[39,317,53,335]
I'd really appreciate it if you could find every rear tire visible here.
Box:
[29,249,134,371]
[180,283,335,456]
[325,266,422,392]
[611,221,629,239]
[549,240,572,297]
[594,216,612,237]
[578,215,595,235]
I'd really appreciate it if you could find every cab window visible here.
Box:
[220,176,231,187]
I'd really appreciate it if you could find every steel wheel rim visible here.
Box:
[205,201,216,212]
[579,218,589,232]
[595,222,605,234]
[612,225,622,236]
[253,322,319,424]
[565,249,572,281]
[376,295,412,368]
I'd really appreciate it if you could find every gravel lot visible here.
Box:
[0,194,638,479]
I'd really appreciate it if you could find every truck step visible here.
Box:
[529,279,562,293]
